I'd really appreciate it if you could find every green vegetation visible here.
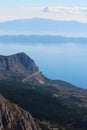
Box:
[0,80,87,129]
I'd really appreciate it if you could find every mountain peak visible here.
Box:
[0,53,38,79]
[13,52,26,56]
[7,52,30,58]
[0,52,38,70]
[0,52,29,58]
[0,53,45,84]
[0,18,87,36]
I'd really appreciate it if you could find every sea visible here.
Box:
[0,42,87,88]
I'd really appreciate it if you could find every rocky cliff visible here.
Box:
[0,52,45,84]
[0,94,41,130]
[0,52,39,73]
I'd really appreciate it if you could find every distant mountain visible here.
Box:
[0,18,87,36]
[0,95,41,130]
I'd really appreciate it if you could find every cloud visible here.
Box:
[0,6,87,22]
[43,6,85,14]
[42,7,49,12]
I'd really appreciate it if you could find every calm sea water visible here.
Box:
[0,42,87,88]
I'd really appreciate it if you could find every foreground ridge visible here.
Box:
[0,95,41,130]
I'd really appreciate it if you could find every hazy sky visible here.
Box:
[0,0,87,7]
[0,0,87,22]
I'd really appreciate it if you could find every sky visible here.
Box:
[0,0,87,22]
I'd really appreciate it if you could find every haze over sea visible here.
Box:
[0,40,87,88]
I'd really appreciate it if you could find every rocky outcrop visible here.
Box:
[0,52,45,84]
[0,52,38,73]
[0,95,41,130]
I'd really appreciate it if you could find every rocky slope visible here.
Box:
[0,52,45,84]
[0,94,41,130]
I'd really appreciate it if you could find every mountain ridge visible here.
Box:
[0,52,38,72]
[0,52,45,84]
[0,94,41,130]
[0,18,87,36]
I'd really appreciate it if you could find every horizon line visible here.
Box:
[0,17,87,24]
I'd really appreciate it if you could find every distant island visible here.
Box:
[0,35,87,43]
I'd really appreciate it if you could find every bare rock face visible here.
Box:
[0,52,38,73]
[0,95,41,130]
[0,52,45,84]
